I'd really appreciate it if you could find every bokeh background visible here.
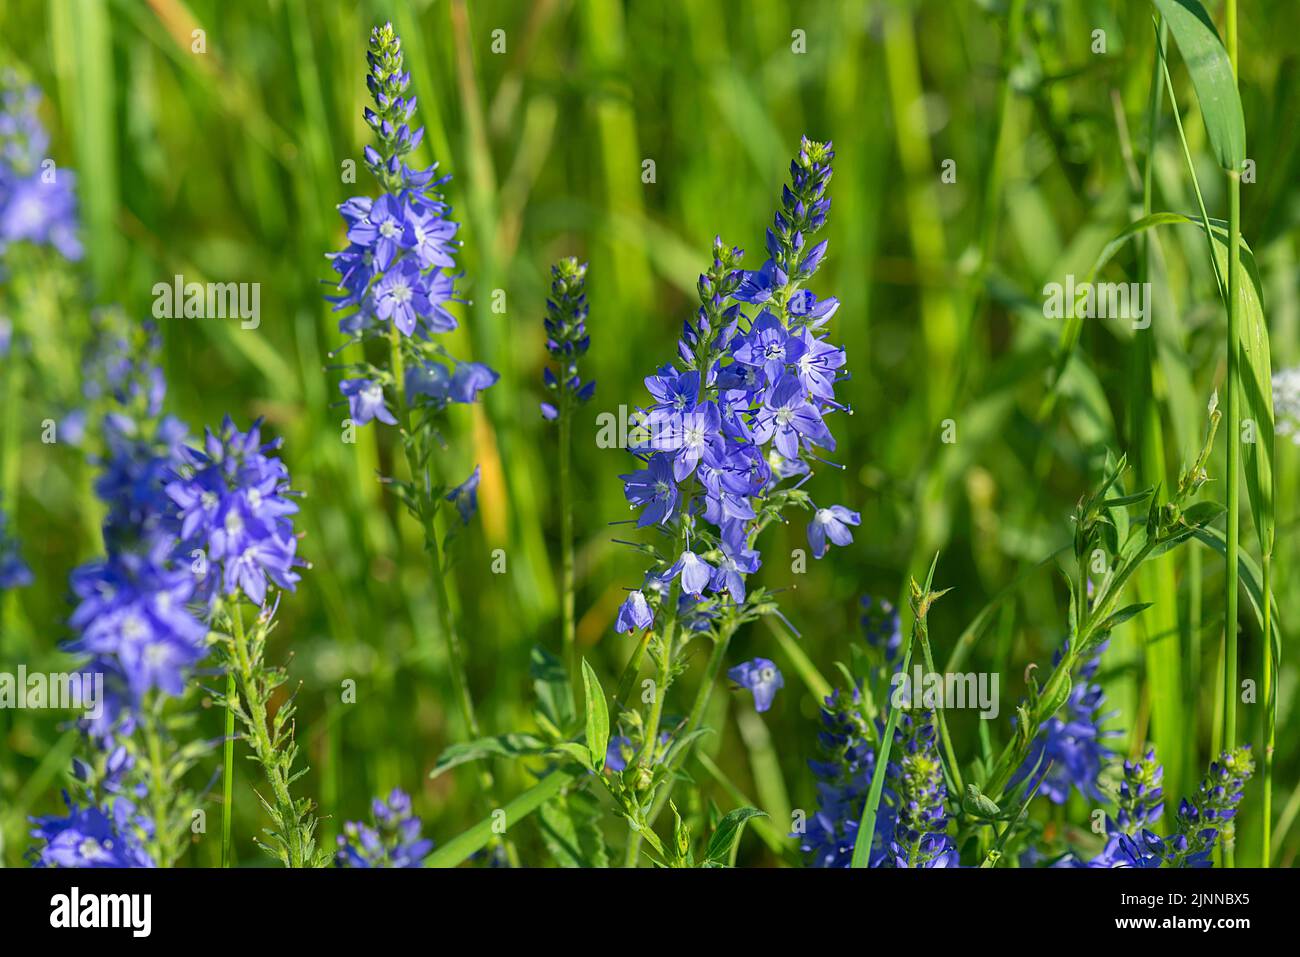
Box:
[3,0,1299,866]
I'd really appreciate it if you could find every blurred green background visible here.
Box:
[2,0,1299,866]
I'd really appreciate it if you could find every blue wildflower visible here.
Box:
[615,137,849,635]
[28,793,154,868]
[327,22,496,434]
[340,378,397,426]
[540,257,594,419]
[615,590,653,634]
[165,416,302,606]
[860,595,902,665]
[0,73,81,261]
[728,658,784,712]
[445,465,481,525]
[336,788,433,868]
[807,504,860,559]
[0,502,32,590]
[801,688,895,868]
[886,710,959,868]
[1165,746,1254,868]
[1010,639,1118,804]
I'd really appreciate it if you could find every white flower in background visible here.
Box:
[1274,368,1300,445]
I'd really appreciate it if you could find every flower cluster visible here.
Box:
[1164,746,1254,868]
[540,257,594,420]
[1089,746,1167,868]
[1010,639,1117,804]
[615,138,853,637]
[64,323,204,740]
[801,688,894,868]
[336,789,433,868]
[28,792,154,868]
[886,710,959,868]
[0,501,32,590]
[327,22,497,436]
[860,594,901,666]
[165,416,303,606]
[0,72,80,261]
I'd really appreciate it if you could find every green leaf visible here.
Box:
[1151,0,1245,171]
[425,769,578,868]
[1096,603,1152,633]
[1063,210,1273,558]
[530,645,575,732]
[581,658,610,771]
[429,733,550,779]
[537,790,610,868]
[703,806,767,865]
[548,742,595,772]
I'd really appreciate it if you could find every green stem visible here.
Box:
[1222,0,1242,867]
[221,666,235,867]
[386,327,516,864]
[558,386,578,715]
[229,603,305,868]
[143,706,171,867]
[1262,550,1274,866]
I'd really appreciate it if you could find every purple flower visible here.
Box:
[615,589,653,634]
[336,788,433,868]
[732,310,806,385]
[449,362,499,403]
[165,416,303,606]
[373,258,430,336]
[807,505,860,559]
[403,204,458,269]
[663,550,713,597]
[340,378,397,426]
[752,374,834,459]
[620,454,678,527]
[0,504,32,590]
[446,465,481,524]
[728,658,784,712]
[28,793,154,868]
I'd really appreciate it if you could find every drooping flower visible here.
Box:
[807,504,860,559]
[445,465,481,525]
[728,658,784,712]
[336,788,433,868]
[615,589,653,634]
[340,378,397,426]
